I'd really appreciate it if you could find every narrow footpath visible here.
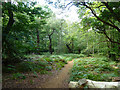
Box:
[2,60,74,88]
[40,60,74,88]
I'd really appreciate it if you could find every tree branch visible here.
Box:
[82,3,120,32]
[48,29,55,36]
[5,3,15,33]
[103,31,120,45]
[102,2,120,22]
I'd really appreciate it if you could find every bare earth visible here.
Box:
[41,60,74,88]
[2,60,74,88]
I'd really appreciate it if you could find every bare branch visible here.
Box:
[64,1,73,8]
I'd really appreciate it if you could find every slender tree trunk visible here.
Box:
[48,35,52,54]
[98,35,100,55]
[36,29,39,47]
[48,29,55,54]
[110,42,116,61]
[2,2,15,59]
[110,31,116,61]
[72,39,74,53]
[78,48,81,54]
[118,33,120,58]
[66,44,72,53]
[108,31,116,61]
[93,35,94,56]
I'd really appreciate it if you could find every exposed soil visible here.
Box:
[2,60,74,88]
[41,60,74,88]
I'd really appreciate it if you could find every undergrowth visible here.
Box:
[70,57,119,82]
[3,54,85,80]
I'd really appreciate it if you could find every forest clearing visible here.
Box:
[1,0,120,89]
[2,55,120,88]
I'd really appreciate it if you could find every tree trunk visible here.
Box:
[72,39,74,53]
[36,29,39,47]
[48,29,55,54]
[2,2,15,59]
[66,44,72,53]
[87,38,89,56]
[69,79,119,88]
[110,43,116,61]
[48,35,53,54]
[78,48,81,54]
[108,31,116,61]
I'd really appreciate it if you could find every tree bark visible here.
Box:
[36,29,40,47]
[3,2,15,42]
[48,35,52,54]
[78,48,81,54]
[2,2,15,59]
[66,43,73,53]
[48,29,55,54]
[71,39,74,53]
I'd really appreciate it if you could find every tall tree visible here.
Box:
[2,1,51,63]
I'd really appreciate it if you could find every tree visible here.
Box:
[2,1,51,63]
[75,1,120,60]
[43,16,64,54]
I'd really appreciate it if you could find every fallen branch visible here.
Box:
[69,79,119,88]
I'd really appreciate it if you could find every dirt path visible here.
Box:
[2,60,74,88]
[40,60,74,88]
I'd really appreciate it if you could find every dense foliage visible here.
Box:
[2,1,120,64]
[2,2,51,63]
[3,54,85,80]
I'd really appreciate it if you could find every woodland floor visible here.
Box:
[2,60,74,88]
